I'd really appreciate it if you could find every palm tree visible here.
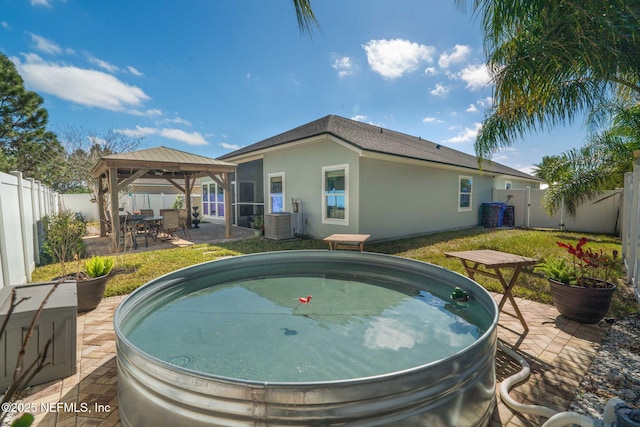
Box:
[291,0,319,36]
[455,0,640,159]
[531,155,568,186]
[543,101,640,215]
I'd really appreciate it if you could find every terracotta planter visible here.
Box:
[549,278,616,324]
[77,273,112,312]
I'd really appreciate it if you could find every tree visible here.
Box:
[0,52,64,183]
[531,155,568,186]
[543,101,640,215]
[454,0,640,159]
[291,0,319,36]
[53,126,143,194]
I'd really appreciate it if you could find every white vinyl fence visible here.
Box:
[493,188,622,235]
[0,171,59,289]
[60,193,201,224]
[622,152,640,305]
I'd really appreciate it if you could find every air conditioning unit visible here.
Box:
[265,213,292,240]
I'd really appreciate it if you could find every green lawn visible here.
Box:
[31,227,636,318]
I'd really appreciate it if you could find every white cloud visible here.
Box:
[220,142,240,150]
[351,115,368,122]
[467,97,492,114]
[129,108,162,117]
[31,0,51,6]
[160,116,191,126]
[159,128,208,146]
[477,96,493,107]
[438,45,470,68]
[422,117,443,124]
[116,126,158,138]
[458,64,491,90]
[12,54,150,112]
[429,83,449,96]
[332,55,353,78]
[29,33,62,55]
[424,67,437,76]
[127,66,143,76]
[363,38,435,79]
[116,126,209,146]
[2,22,11,30]
[88,56,119,73]
[443,122,482,144]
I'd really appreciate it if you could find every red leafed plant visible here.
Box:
[556,237,618,288]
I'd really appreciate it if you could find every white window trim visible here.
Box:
[268,172,285,213]
[322,164,349,225]
[458,175,473,212]
[203,181,225,219]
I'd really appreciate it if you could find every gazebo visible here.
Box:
[91,146,237,250]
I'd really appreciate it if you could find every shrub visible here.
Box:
[41,210,87,276]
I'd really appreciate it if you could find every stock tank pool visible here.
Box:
[114,251,498,426]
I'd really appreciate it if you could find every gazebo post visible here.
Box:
[185,174,192,229]
[96,177,107,237]
[109,168,120,252]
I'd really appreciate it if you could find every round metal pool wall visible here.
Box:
[114,251,499,426]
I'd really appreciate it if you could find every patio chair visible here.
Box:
[161,210,180,240]
[178,209,191,237]
[140,209,154,217]
[122,214,148,250]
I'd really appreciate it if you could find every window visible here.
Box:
[202,181,225,218]
[268,173,284,213]
[322,164,348,224]
[458,176,472,211]
[505,181,512,190]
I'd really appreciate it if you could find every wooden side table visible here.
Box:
[444,249,538,331]
[323,234,371,251]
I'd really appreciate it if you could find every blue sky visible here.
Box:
[1,0,588,175]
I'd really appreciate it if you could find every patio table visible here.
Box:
[444,249,537,332]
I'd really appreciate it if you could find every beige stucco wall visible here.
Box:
[262,137,360,237]
[358,158,495,240]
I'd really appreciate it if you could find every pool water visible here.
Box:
[127,275,483,382]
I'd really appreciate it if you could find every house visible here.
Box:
[204,115,540,241]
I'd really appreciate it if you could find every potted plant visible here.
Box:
[76,256,114,312]
[252,214,264,237]
[42,211,113,312]
[535,237,618,324]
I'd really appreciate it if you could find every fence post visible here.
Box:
[28,177,41,265]
[11,171,31,282]
[633,152,640,303]
[0,178,9,288]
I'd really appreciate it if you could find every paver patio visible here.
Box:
[17,290,608,427]
[10,223,610,426]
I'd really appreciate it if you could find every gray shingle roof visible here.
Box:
[219,115,539,181]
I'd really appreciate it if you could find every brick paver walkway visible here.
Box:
[19,286,608,426]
